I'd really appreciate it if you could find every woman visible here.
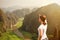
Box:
[38,15,48,40]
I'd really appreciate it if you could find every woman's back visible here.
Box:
[38,24,48,40]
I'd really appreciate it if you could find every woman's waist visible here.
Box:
[42,34,47,39]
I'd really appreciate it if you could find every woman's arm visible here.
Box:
[38,29,44,40]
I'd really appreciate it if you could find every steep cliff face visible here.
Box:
[0,9,8,33]
[0,9,19,32]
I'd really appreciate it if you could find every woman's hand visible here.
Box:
[38,35,42,40]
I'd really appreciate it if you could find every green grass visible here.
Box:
[0,31,24,40]
[21,31,32,39]
[14,18,24,28]
[0,18,24,40]
[21,31,37,40]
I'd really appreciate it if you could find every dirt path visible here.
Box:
[24,39,32,40]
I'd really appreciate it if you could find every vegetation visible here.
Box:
[0,17,24,40]
[21,31,37,40]
[0,31,24,40]
[14,18,24,28]
[0,9,24,40]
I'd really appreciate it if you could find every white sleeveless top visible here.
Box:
[38,22,48,40]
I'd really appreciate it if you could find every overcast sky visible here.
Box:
[0,0,60,8]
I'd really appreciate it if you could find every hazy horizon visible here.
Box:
[0,0,60,8]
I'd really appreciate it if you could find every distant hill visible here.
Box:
[5,8,38,18]
[11,8,31,18]
[2,7,38,13]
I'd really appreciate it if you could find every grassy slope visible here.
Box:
[0,18,24,40]
[14,18,24,28]
[0,31,24,40]
[0,17,34,40]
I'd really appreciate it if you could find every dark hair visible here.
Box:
[40,15,46,25]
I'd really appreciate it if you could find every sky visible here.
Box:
[0,0,60,8]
